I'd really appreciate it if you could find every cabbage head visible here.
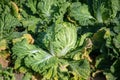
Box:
[43,22,77,57]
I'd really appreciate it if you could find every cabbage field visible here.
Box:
[0,0,120,80]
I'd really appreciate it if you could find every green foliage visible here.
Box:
[12,22,91,79]
[0,14,21,40]
[43,22,77,57]
[68,2,95,26]
[25,0,70,24]
[113,34,120,51]
[0,65,15,80]
[92,0,120,23]
[69,59,90,80]
[0,0,120,80]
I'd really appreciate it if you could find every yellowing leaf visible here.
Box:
[23,34,34,44]
[10,1,21,19]
[12,34,34,44]
[0,39,7,52]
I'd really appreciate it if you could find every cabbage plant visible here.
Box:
[12,22,91,80]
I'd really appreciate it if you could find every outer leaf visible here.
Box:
[91,28,106,49]
[26,0,37,14]
[103,72,116,80]
[113,33,120,52]
[69,59,90,80]
[25,0,70,25]
[76,32,92,47]
[22,72,32,80]
[10,1,21,19]
[0,39,7,51]
[12,39,58,79]
[113,25,120,34]
[0,14,21,40]
[68,2,94,26]
[111,0,120,18]
[24,50,57,74]
[103,59,120,80]
[12,39,37,59]
[37,0,56,18]
[92,0,120,23]
[37,0,69,23]
[95,54,113,70]
[110,59,120,79]
[21,16,40,32]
